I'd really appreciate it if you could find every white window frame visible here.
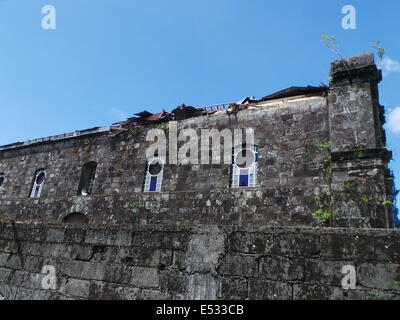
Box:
[143,157,165,192]
[231,146,258,188]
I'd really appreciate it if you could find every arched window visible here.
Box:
[63,212,89,224]
[143,157,164,192]
[30,169,46,198]
[77,162,97,196]
[231,145,259,188]
[0,174,5,188]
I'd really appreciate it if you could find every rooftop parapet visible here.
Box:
[329,53,382,84]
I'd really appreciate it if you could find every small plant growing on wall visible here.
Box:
[395,282,400,300]
[360,196,373,205]
[371,40,385,61]
[126,125,144,137]
[316,141,331,153]
[312,141,334,225]
[359,196,392,207]
[321,35,386,62]
[152,122,168,130]
[321,35,340,57]
[381,198,393,207]
[344,180,357,193]
[320,36,386,84]
[365,282,400,300]
[320,35,352,82]
[312,208,332,223]
[354,151,365,159]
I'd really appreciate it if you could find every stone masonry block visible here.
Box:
[220,255,258,278]
[185,233,225,274]
[130,267,159,288]
[320,233,375,260]
[80,262,106,281]
[228,232,273,254]
[248,279,292,300]
[259,255,304,281]
[304,259,348,286]
[46,228,65,243]
[219,278,248,300]
[357,262,400,290]
[64,279,91,298]
[160,272,187,293]
[187,273,218,300]
[293,283,344,300]
[271,233,320,257]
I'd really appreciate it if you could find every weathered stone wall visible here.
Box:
[0,93,394,228]
[0,97,332,226]
[0,53,395,229]
[0,221,399,300]
[327,53,394,228]
[0,96,328,199]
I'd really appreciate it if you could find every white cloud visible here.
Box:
[379,57,400,77]
[387,107,400,134]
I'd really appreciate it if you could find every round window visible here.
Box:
[35,171,46,185]
[0,175,4,187]
[235,148,256,169]
[148,159,163,176]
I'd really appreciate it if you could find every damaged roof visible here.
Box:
[112,110,171,126]
[0,85,327,151]
[259,85,328,102]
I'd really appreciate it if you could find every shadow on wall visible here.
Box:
[62,212,89,224]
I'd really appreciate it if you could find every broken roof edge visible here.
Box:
[0,85,328,152]
[259,85,328,102]
[0,126,111,152]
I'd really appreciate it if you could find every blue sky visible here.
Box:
[0,0,399,209]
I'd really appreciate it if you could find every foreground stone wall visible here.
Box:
[0,221,399,300]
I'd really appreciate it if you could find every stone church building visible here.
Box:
[0,54,398,300]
